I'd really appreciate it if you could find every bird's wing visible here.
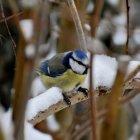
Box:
[38,53,68,77]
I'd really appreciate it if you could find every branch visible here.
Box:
[89,54,98,140]
[124,65,140,83]
[71,110,107,140]
[90,0,104,37]
[125,0,130,54]
[0,0,16,55]
[0,12,23,23]
[27,89,88,125]
[67,0,87,51]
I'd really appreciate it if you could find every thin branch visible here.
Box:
[89,54,98,140]
[67,0,87,51]
[0,0,16,55]
[91,0,104,37]
[124,65,140,83]
[71,110,107,140]
[0,11,23,23]
[119,90,140,104]
[125,0,130,54]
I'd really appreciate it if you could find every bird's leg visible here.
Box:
[77,87,89,97]
[62,93,71,106]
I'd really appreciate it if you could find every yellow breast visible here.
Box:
[40,69,86,92]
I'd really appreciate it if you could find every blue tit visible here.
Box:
[36,50,89,105]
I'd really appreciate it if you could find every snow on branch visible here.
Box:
[27,57,140,126]
[27,87,88,125]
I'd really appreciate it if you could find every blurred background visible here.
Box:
[0,0,140,140]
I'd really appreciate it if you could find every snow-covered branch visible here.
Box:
[27,87,88,125]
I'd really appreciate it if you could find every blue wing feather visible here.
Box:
[39,60,67,77]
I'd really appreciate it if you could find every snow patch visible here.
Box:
[20,19,33,41]
[26,87,63,120]
[93,55,118,89]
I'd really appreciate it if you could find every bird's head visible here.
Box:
[63,50,89,75]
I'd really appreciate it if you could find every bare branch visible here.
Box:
[90,0,104,37]
[125,0,130,54]
[67,0,87,51]
[89,54,98,140]
[0,11,23,23]
[0,0,16,55]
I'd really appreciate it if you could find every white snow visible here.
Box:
[86,0,94,13]
[84,23,91,31]
[47,115,60,131]
[112,14,126,26]
[31,77,47,97]
[126,61,140,76]
[25,123,52,140]
[26,87,63,120]
[0,108,14,140]
[133,28,140,45]
[0,108,52,140]
[113,27,127,45]
[107,0,119,6]
[25,44,36,59]
[20,19,33,41]
[93,54,118,89]
[20,0,39,8]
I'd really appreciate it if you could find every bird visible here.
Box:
[36,50,89,105]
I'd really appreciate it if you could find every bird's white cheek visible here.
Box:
[70,59,85,74]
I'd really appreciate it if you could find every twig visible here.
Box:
[7,0,27,42]
[89,54,98,140]
[0,12,23,23]
[124,65,140,83]
[90,0,104,37]
[119,90,140,104]
[125,0,130,54]
[71,110,107,140]
[0,0,16,55]
[67,0,87,51]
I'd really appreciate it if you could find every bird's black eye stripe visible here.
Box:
[70,56,87,67]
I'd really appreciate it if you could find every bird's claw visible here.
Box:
[77,87,89,97]
[62,93,71,106]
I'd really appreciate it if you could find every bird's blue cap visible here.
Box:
[73,50,88,60]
